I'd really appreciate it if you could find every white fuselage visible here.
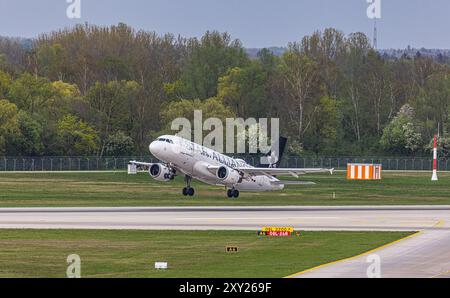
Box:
[149,135,283,192]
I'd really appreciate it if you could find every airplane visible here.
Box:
[129,135,333,198]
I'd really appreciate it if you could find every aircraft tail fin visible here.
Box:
[257,136,288,168]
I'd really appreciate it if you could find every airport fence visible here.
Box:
[0,156,449,172]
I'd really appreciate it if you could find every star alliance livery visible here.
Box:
[130,135,333,198]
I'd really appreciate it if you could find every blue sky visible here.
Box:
[0,0,449,49]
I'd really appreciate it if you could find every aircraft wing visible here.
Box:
[237,167,334,178]
[129,160,153,167]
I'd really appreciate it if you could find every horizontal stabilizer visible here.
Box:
[238,167,332,177]
[271,181,316,186]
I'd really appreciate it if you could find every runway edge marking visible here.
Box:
[284,231,423,278]
[431,269,450,278]
[434,219,445,228]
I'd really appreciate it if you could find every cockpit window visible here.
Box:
[156,138,173,144]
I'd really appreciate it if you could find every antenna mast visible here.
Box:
[373,18,378,50]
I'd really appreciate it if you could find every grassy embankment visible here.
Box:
[0,171,448,207]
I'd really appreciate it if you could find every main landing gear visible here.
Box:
[227,188,240,199]
[182,175,195,197]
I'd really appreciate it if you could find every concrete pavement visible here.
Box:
[0,205,449,278]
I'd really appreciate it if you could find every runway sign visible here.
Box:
[347,163,382,180]
[226,246,239,253]
[155,262,168,269]
[258,227,294,237]
[128,164,137,175]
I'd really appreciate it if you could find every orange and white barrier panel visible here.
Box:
[347,163,382,180]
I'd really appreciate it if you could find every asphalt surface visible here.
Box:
[0,205,449,278]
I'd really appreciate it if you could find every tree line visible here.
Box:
[0,23,449,157]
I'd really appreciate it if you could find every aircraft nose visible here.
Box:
[149,141,160,156]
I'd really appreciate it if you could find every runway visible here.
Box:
[0,205,448,231]
[0,205,449,278]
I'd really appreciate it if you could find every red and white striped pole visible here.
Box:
[432,135,438,181]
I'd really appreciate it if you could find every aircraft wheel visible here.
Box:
[227,189,234,198]
[233,189,240,198]
[182,187,188,196]
[187,187,195,196]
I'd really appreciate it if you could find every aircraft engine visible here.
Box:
[216,166,241,185]
[149,164,173,181]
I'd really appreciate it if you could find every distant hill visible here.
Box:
[379,47,450,62]
[245,47,287,58]
[2,36,450,63]
[246,46,450,63]
[0,36,34,50]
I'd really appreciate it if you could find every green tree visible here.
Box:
[413,73,450,139]
[279,47,321,144]
[161,97,235,127]
[85,80,139,156]
[429,136,450,158]
[218,49,281,119]
[6,111,44,156]
[37,43,66,80]
[48,80,81,119]
[300,28,347,99]
[57,114,99,155]
[308,96,340,154]
[0,70,12,98]
[340,32,372,144]
[380,105,422,154]
[160,97,235,140]
[105,131,134,156]
[174,31,249,99]
[0,99,19,154]
[217,65,266,118]
[7,73,55,115]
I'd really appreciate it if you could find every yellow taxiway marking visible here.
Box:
[285,218,445,278]
[284,231,424,278]
[434,219,445,228]
[431,270,450,278]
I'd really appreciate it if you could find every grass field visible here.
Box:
[0,229,411,278]
[0,171,449,207]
